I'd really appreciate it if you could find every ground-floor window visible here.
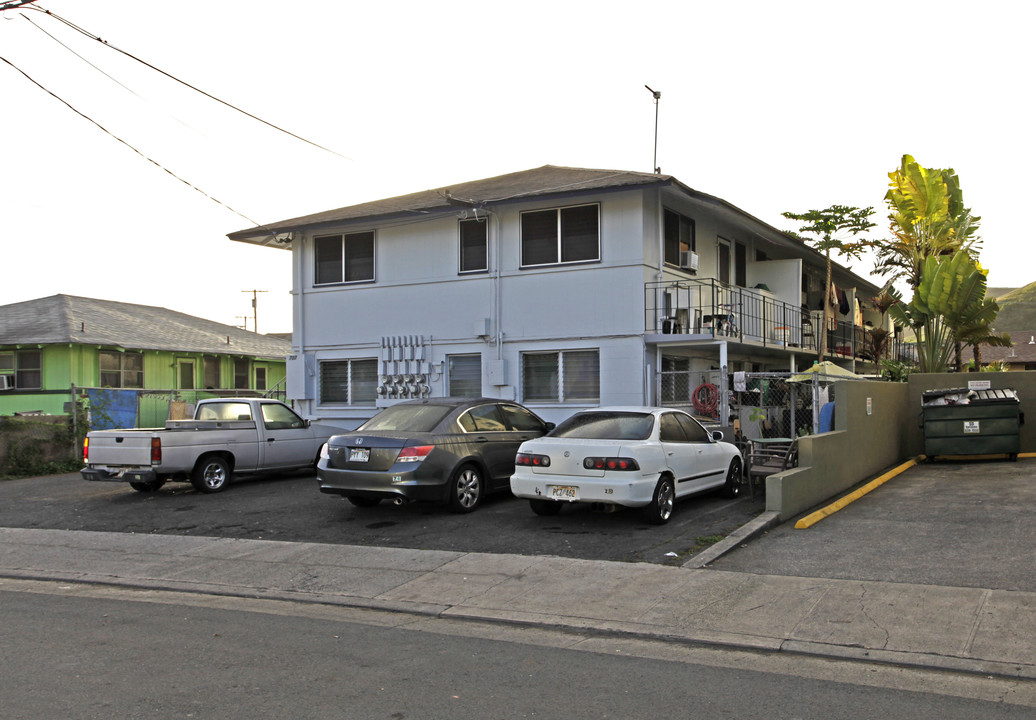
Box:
[522,349,599,403]
[660,356,691,403]
[319,358,378,405]
[255,367,267,392]
[447,354,481,397]
[203,356,220,389]
[234,359,250,389]
[1,349,42,389]
[99,350,143,388]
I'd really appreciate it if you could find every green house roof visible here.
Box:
[0,295,290,359]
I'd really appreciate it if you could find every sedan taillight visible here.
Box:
[397,445,434,463]
[583,457,640,471]
[516,452,551,467]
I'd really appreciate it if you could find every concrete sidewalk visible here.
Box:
[1,526,1032,680]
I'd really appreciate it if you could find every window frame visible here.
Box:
[233,358,251,390]
[314,231,376,286]
[458,218,489,274]
[318,358,378,407]
[447,353,482,398]
[663,209,696,267]
[519,203,600,269]
[1,349,43,390]
[203,356,221,389]
[521,349,600,404]
[98,349,143,389]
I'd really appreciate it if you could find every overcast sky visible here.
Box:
[2,1,1031,334]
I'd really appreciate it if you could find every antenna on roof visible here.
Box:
[645,85,661,174]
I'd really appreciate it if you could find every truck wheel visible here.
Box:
[129,478,166,493]
[191,456,231,493]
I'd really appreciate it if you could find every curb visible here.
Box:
[5,569,1033,681]
[794,457,921,529]
[683,510,782,568]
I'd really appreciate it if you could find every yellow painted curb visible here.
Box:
[794,456,922,530]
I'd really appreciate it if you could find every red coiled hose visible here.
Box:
[692,383,719,417]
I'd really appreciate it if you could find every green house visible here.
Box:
[0,295,290,426]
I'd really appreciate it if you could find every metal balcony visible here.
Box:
[645,279,917,364]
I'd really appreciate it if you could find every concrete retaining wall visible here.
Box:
[765,379,910,520]
[765,371,1036,521]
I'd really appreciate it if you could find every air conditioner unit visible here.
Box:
[679,251,699,271]
[0,375,12,391]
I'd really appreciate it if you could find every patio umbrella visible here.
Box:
[789,360,861,383]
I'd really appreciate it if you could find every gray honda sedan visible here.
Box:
[316,398,554,513]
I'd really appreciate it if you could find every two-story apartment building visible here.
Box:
[229,166,891,428]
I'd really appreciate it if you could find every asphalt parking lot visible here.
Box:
[711,456,1036,593]
[0,470,765,565]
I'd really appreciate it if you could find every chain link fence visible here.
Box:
[660,369,873,441]
[78,386,288,431]
[658,369,726,422]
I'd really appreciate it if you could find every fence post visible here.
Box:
[812,373,821,434]
[70,383,77,456]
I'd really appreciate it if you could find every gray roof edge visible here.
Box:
[227,165,671,240]
[0,295,291,357]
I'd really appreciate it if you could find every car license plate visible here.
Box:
[548,485,578,500]
[348,448,370,463]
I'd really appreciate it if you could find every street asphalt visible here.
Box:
[1,457,1033,681]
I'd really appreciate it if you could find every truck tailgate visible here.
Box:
[86,432,155,466]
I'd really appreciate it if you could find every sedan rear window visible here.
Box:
[358,404,452,433]
[551,412,654,440]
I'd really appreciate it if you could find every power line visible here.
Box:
[19,11,208,135]
[0,53,268,230]
[25,5,353,161]
[0,1,40,11]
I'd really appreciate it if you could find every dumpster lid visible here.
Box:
[969,388,1019,405]
[922,388,971,406]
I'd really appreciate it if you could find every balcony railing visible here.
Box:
[645,279,917,365]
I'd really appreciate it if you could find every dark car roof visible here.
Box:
[393,397,518,408]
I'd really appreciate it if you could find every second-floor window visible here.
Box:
[459,219,488,273]
[520,204,599,268]
[315,231,375,285]
[663,209,695,266]
[99,350,142,388]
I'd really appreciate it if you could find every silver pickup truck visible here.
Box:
[81,398,345,493]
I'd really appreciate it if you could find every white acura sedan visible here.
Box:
[510,407,744,524]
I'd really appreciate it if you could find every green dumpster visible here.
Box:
[922,388,1021,461]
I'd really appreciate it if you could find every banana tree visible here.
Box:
[875,155,982,289]
[887,251,1004,373]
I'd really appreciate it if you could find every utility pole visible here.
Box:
[236,316,250,331]
[241,290,267,333]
